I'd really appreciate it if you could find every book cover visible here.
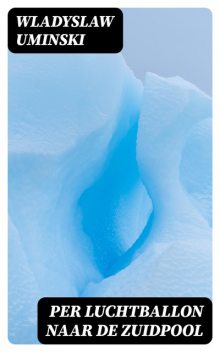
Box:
[6,3,213,348]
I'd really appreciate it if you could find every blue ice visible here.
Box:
[8,54,211,343]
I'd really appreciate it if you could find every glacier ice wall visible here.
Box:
[9,54,211,343]
[85,73,211,297]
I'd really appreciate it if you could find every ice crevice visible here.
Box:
[84,73,212,297]
[9,54,212,343]
[78,114,152,280]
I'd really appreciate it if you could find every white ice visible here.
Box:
[9,55,211,343]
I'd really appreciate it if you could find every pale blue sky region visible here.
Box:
[123,9,212,95]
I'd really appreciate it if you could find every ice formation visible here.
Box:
[8,53,211,343]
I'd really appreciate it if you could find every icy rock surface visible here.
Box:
[180,118,212,225]
[9,55,211,343]
[84,73,212,297]
[9,53,151,343]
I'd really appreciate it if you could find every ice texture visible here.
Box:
[9,54,211,343]
[84,73,212,297]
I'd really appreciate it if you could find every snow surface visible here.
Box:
[8,54,211,343]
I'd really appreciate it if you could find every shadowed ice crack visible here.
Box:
[79,118,152,279]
